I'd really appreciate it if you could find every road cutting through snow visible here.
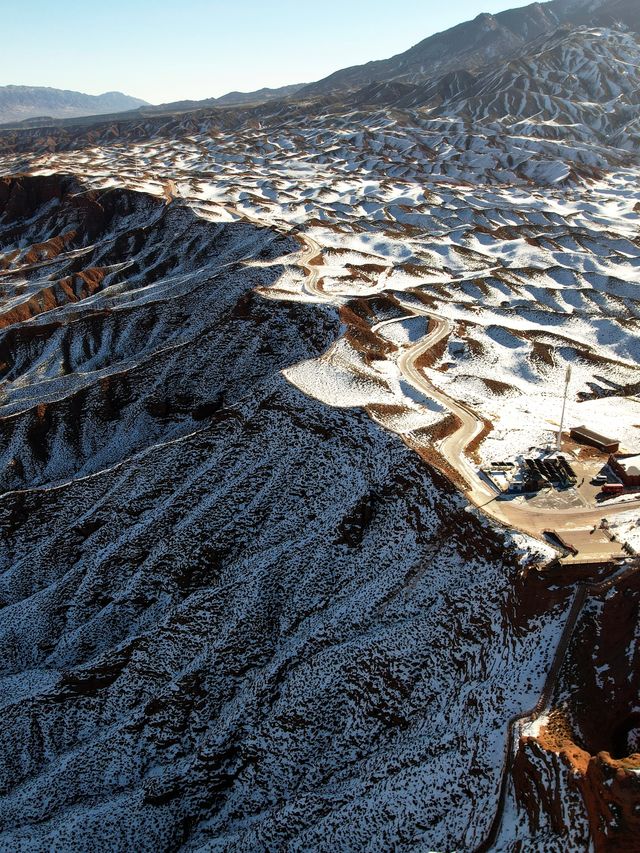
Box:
[393,302,638,537]
[206,200,640,552]
[393,291,640,543]
[282,227,640,549]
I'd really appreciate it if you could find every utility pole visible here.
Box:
[557,365,572,452]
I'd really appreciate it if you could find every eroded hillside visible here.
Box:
[0,176,567,851]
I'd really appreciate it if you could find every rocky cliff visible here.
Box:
[510,567,640,851]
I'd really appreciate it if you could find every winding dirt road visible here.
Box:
[391,296,640,543]
[218,199,640,548]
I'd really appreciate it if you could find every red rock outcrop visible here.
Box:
[512,568,640,850]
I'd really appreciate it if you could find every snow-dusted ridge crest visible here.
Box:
[0,173,573,852]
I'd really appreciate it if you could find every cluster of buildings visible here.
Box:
[521,456,577,491]
[483,424,638,499]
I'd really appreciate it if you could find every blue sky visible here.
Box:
[2,0,536,104]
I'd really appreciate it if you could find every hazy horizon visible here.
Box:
[3,0,537,104]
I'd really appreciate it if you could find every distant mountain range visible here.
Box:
[0,84,306,128]
[0,86,149,125]
[2,0,639,131]
[142,84,305,116]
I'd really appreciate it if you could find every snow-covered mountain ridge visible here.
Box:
[297,0,637,98]
[0,174,563,851]
[2,26,640,158]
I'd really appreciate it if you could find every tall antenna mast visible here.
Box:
[557,365,572,452]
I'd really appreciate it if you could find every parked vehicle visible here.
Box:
[601,483,624,495]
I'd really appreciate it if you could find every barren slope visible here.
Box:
[0,176,564,851]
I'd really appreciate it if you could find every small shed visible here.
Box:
[610,454,640,487]
[570,425,619,454]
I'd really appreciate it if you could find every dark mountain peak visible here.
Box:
[474,11,496,22]
[298,0,639,101]
[299,2,561,98]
